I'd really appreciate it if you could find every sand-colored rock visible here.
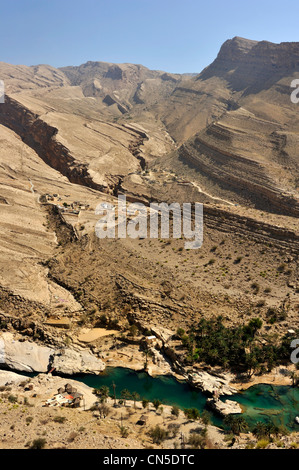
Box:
[44,318,72,328]
[0,333,106,375]
[187,370,237,396]
[206,397,243,416]
[51,348,105,375]
[0,332,53,373]
[0,370,30,387]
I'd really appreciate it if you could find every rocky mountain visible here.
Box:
[0,37,298,366]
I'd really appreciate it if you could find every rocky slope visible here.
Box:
[0,38,298,421]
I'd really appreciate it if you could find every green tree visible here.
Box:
[121,389,131,406]
[119,426,129,438]
[184,408,200,421]
[187,434,206,449]
[245,351,259,378]
[142,348,153,369]
[149,425,169,444]
[131,391,140,409]
[98,385,110,403]
[252,422,269,440]
[142,398,150,409]
[201,410,211,426]
[152,399,162,411]
[98,404,110,418]
[224,415,248,436]
[171,405,180,418]
[29,438,47,449]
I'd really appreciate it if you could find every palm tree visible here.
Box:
[224,415,248,436]
[121,389,131,406]
[112,382,117,406]
[152,399,162,411]
[142,398,150,410]
[98,385,110,403]
[290,371,298,387]
[142,348,153,370]
[245,352,259,378]
[131,391,140,409]
[252,421,268,439]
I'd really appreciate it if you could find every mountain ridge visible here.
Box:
[0,36,298,360]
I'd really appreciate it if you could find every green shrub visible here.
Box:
[187,433,206,449]
[149,425,169,444]
[120,426,129,438]
[256,439,269,449]
[8,395,18,404]
[29,438,47,449]
[53,416,67,424]
[171,405,180,417]
[184,408,200,420]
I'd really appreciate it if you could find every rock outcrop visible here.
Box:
[50,348,105,375]
[0,96,108,192]
[0,332,53,373]
[0,370,31,387]
[0,333,105,375]
[206,397,243,416]
[187,370,237,396]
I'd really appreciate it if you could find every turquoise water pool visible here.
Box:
[74,367,299,431]
[230,383,299,431]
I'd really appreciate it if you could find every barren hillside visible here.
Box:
[0,36,298,389]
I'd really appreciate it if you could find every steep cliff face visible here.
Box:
[155,36,299,142]
[0,96,108,191]
[1,37,299,216]
[152,37,299,215]
[203,205,299,253]
[178,133,299,217]
[115,179,299,253]
[198,36,299,92]
[0,96,153,193]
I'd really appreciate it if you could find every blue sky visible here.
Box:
[1,0,299,73]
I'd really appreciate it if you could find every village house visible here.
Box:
[44,383,84,408]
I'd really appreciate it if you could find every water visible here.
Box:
[230,384,299,431]
[73,367,299,431]
[3,365,298,430]
[75,367,213,418]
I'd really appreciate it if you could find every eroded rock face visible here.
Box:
[206,397,243,416]
[104,65,123,81]
[0,332,53,373]
[0,333,105,375]
[0,370,30,387]
[187,370,237,396]
[50,348,105,375]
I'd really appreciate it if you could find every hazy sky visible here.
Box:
[1,0,299,73]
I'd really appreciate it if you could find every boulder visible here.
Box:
[187,370,237,396]
[51,348,105,375]
[150,326,174,344]
[0,332,53,372]
[207,397,243,416]
[0,370,30,387]
[0,333,105,375]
